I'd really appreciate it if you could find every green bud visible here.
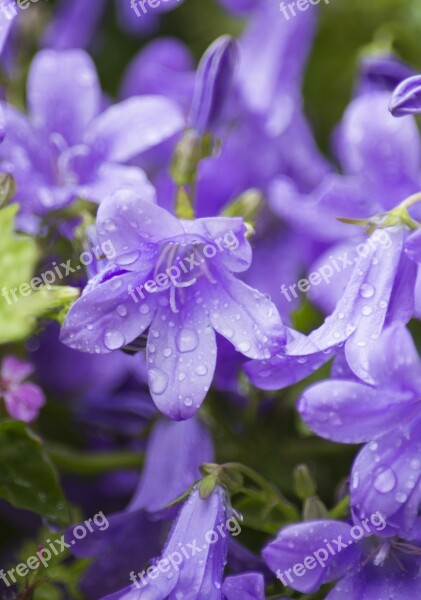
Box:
[199,475,219,499]
[222,188,264,224]
[175,187,195,220]
[293,464,317,500]
[303,496,329,521]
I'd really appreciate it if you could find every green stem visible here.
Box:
[398,191,421,210]
[47,444,143,476]
[329,495,350,519]
[222,462,299,520]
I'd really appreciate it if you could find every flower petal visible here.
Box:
[204,272,285,360]
[146,299,216,420]
[263,521,360,594]
[60,271,156,353]
[1,356,33,384]
[299,380,415,444]
[77,163,155,205]
[222,573,265,600]
[84,96,184,163]
[28,49,101,146]
[4,383,45,422]
[390,75,421,117]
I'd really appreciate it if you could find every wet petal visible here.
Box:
[222,572,265,600]
[263,520,360,594]
[60,271,156,353]
[146,299,216,420]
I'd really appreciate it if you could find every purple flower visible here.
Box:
[103,486,234,600]
[71,417,213,599]
[0,0,16,55]
[0,356,45,422]
[0,49,183,231]
[390,74,421,117]
[356,53,415,97]
[299,324,421,538]
[189,36,237,135]
[263,516,421,598]
[60,189,285,419]
[222,572,265,599]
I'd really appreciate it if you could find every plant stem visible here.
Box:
[47,443,143,476]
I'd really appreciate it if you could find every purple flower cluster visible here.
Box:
[2,2,421,599]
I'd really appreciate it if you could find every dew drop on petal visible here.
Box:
[104,330,124,350]
[116,304,127,317]
[359,283,375,298]
[149,368,169,395]
[374,468,397,493]
[176,328,199,352]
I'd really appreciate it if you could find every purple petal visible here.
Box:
[390,75,421,117]
[222,572,265,600]
[356,54,415,96]
[42,0,107,49]
[299,380,415,444]
[96,189,182,274]
[129,417,214,512]
[60,271,156,353]
[405,229,421,264]
[28,49,101,146]
[189,36,237,134]
[263,520,360,594]
[0,0,16,56]
[204,272,285,360]
[4,383,45,422]
[1,356,33,383]
[120,38,194,109]
[327,566,421,600]
[336,92,421,209]
[77,163,155,205]
[351,417,421,535]
[146,299,216,420]
[84,96,184,163]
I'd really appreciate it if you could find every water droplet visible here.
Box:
[410,458,421,470]
[184,397,193,407]
[139,304,150,314]
[178,372,186,382]
[361,305,373,316]
[238,341,251,353]
[176,328,199,352]
[359,283,375,299]
[118,251,140,266]
[103,218,117,232]
[395,492,407,503]
[374,468,397,493]
[149,368,168,395]
[104,330,124,350]
[195,365,208,376]
[116,304,127,317]
[163,347,172,357]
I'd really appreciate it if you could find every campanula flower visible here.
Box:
[299,325,421,538]
[390,75,421,117]
[0,355,45,422]
[60,189,285,419]
[0,48,183,231]
[263,515,421,599]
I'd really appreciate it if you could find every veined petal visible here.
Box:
[84,96,184,162]
[60,271,156,354]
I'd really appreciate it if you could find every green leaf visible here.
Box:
[0,205,80,342]
[0,421,70,527]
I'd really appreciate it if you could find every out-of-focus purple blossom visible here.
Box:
[217,0,258,13]
[390,74,421,117]
[356,53,415,97]
[0,0,16,55]
[189,36,238,134]
[263,516,421,598]
[0,49,184,232]
[299,324,421,538]
[103,486,232,600]
[0,355,44,422]
[120,37,195,111]
[60,190,285,419]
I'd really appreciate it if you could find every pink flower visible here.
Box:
[0,356,45,422]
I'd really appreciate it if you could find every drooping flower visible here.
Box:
[263,515,421,599]
[299,324,421,538]
[0,355,45,422]
[390,75,421,117]
[0,49,183,231]
[102,485,235,600]
[60,189,285,419]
